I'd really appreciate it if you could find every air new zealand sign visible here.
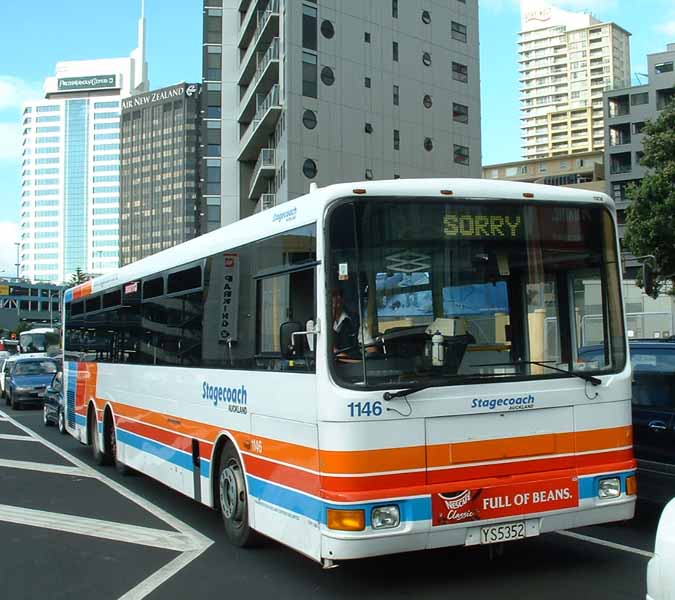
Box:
[121,83,200,110]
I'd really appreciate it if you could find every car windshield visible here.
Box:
[13,360,57,376]
[328,197,626,389]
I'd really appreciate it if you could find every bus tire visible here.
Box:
[217,444,259,547]
[106,410,132,475]
[89,406,109,466]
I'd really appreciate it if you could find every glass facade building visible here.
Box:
[119,83,202,266]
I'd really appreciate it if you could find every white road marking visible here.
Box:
[0,433,39,442]
[556,530,654,559]
[0,503,201,552]
[0,457,91,477]
[0,408,213,599]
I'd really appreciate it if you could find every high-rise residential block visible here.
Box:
[19,13,148,283]
[119,83,202,266]
[604,43,675,241]
[518,0,630,160]
[203,0,482,225]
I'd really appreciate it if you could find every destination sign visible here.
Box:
[443,211,523,240]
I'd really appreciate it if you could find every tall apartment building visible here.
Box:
[119,83,202,266]
[604,43,675,239]
[19,13,148,283]
[203,0,482,226]
[519,0,630,160]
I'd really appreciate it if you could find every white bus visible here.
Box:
[19,327,60,357]
[63,179,635,566]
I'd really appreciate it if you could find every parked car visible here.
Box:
[647,498,675,600]
[7,357,59,410]
[0,338,19,355]
[580,340,675,503]
[1,356,19,401]
[42,370,67,434]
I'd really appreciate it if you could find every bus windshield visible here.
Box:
[19,330,60,354]
[328,198,625,389]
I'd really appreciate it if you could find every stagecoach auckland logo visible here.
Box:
[202,381,248,414]
[472,394,535,411]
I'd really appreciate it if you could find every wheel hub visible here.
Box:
[220,461,245,521]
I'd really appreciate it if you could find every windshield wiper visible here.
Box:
[382,373,508,401]
[476,359,601,386]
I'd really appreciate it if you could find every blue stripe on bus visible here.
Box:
[75,414,86,427]
[116,427,211,477]
[246,475,432,525]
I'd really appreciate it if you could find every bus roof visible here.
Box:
[65,178,613,303]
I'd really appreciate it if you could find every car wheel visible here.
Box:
[10,393,19,411]
[89,408,109,465]
[43,404,51,426]
[4,391,9,406]
[58,409,66,435]
[218,444,259,547]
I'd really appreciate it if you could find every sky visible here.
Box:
[0,0,673,276]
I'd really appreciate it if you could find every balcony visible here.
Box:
[609,123,631,147]
[248,148,276,200]
[239,0,279,50]
[239,38,280,122]
[239,6,280,85]
[255,193,276,213]
[238,85,282,161]
[610,152,632,175]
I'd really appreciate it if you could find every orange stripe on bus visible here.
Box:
[319,446,426,475]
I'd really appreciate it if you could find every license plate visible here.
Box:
[480,522,526,545]
[37,392,45,398]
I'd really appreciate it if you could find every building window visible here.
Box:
[302,52,318,98]
[421,10,431,24]
[364,123,373,134]
[365,169,373,180]
[635,151,645,165]
[364,77,371,88]
[451,21,467,43]
[423,94,433,108]
[393,84,399,106]
[452,102,468,123]
[655,61,674,74]
[452,62,468,82]
[364,32,371,43]
[303,158,318,179]
[321,20,334,39]
[321,66,335,86]
[393,41,399,62]
[393,129,400,150]
[630,92,648,106]
[392,0,398,18]
[632,121,645,135]
[424,137,433,152]
[393,173,400,179]
[302,5,318,51]
[453,144,469,165]
[303,109,317,129]
[422,52,432,67]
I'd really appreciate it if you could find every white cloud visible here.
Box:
[656,20,675,36]
[0,123,20,162]
[0,76,42,112]
[0,222,18,278]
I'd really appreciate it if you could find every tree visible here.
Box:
[624,92,675,298]
[67,267,90,288]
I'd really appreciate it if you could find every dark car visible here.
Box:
[581,340,675,503]
[42,370,66,434]
[7,358,59,410]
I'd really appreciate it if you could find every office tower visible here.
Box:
[203,0,482,226]
[519,0,630,160]
[119,83,202,265]
[19,10,148,283]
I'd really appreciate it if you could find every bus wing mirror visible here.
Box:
[280,321,303,359]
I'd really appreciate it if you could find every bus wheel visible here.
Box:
[89,407,109,466]
[107,413,131,475]
[218,445,258,547]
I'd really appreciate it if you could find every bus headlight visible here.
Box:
[598,478,621,498]
[372,505,400,529]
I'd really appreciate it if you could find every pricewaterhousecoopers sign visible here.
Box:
[121,83,200,110]
[57,75,118,92]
